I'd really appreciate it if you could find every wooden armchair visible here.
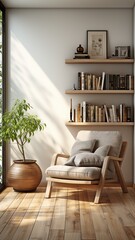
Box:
[45,131,128,204]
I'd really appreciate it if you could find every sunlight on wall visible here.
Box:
[8,32,74,181]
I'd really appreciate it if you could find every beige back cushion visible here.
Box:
[76,131,122,157]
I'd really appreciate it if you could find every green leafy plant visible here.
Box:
[1,99,46,161]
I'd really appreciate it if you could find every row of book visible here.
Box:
[78,72,134,90]
[70,102,132,123]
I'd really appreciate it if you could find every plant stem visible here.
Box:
[16,139,26,161]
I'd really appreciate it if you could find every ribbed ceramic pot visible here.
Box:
[7,160,42,192]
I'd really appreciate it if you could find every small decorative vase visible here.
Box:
[76,44,84,53]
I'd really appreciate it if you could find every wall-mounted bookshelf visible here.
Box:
[66,122,134,126]
[65,58,134,64]
[65,90,134,94]
[65,57,134,126]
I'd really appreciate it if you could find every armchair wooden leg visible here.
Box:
[113,161,128,193]
[94,184,103,204]
[94,157,110,204]
[45,180,52,198]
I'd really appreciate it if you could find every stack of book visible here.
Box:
[72,102,132,123]
[74,53,90,59]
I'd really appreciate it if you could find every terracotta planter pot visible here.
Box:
[7,160,42,192]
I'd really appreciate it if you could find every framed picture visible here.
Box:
[87,30,107,59]
[115,46,130,58]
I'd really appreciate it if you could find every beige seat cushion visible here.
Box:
[45,165,113,181]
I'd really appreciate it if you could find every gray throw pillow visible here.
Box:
[74,145,110,167]
[74,152,104,167]
[71,139,96,156]
[64,139,96,166]
[64,155,76,166]
[94,145,111,156]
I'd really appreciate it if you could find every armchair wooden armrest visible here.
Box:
[107,156,123,162]
[51,153,70,166]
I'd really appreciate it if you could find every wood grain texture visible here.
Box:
[65,122,134,126]
[65,90,134,94]
[0,187,135,240]
[65,59,134,64]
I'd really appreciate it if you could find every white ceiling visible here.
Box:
[1,0,135,9]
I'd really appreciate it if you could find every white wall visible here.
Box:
[6,8,134,185]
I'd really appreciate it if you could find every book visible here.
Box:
[112,105,117,122]
[90,105,95,122]
[119,104,123,122]
[97,76,101,90]
[77,103,81,122]
[105,74,109,90]
[104,104,109,122]
[129,75,134,90]
[123,104,127,122]
[119,75,126,90]
[87,103,91,122]
[95,105,99,122]
[126,106,132,122]
[78,72,81,90]
[78,72,85,90]
[82,101,86,122]
[109,74,114,90]
[87,74,92,90]
[101,72,106,90]
[92,75,96,90]
[109,107,113,122]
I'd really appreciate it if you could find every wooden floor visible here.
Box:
[0,186,135,240]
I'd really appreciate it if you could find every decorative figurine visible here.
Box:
[76,44,84,53]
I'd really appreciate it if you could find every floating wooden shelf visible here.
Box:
[65,90,134,94]
[66,122,134,126]
[65,59,134,64]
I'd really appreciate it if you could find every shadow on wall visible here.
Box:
[8,32,75,179]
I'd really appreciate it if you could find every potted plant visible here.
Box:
[1,99,46,192]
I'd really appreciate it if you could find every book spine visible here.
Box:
[69,98,73,122]
[92,75,96,90]
[119,104,123,122]
[90,105,95,122]
[87,103,91,122]
[81,72,85,90]
[101,72,106,90]
[77,103,81,122]
[97,76,101,90]
[78,72,81,90]
[129,75,134,90]
[126,106,132,122]
[112,105,117,122]
[104,104,109,122]
[95,105,99,122]
[87,74,92,90]
[82,101,86,122]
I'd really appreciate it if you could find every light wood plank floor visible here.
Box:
[0,186,135,240]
